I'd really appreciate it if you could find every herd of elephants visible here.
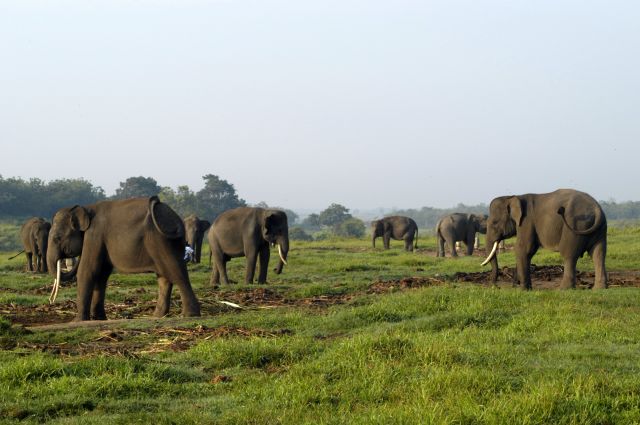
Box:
[16,188,608,321]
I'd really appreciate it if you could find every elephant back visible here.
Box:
[149,196,185,239]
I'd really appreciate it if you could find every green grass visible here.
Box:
[1,229,640,423]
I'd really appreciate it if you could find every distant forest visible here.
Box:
[1,175,639,228]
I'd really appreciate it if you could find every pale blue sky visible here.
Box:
[1,0,639,209]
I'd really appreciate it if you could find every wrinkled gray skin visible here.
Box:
[483,189,607,290]
[208,207,289,285]
[436,213,488,257]
[371,216,418,252]
[47,197,201,321]
[183,215,211,263]
[20,217,51,273]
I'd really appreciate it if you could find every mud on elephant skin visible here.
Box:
[47,196,201,321]
[183,215,211,263]
[436,213,487,257]
[371,216,418,252]
[481,188,607,290]
[208,207,289,285]
[20,217,51,273]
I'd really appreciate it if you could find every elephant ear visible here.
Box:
[383,220,392,232]
[199,220,211,232]
[507,197,526,227]
[70,206,92,231]
[264,210,287,238]
[149,196,185,239]
[467,213,476,222]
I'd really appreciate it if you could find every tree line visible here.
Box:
[0,174,246,221]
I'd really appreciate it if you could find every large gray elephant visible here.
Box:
[208,207,289,285]
[436,213,487,257]
[47,196,201,321]
[481,189,607,290]
[20,217,51,273]
[183,215,211,263]
[371,216,418,252]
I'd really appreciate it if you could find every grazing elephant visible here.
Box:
[20,217,51,273]
[183,215,211,263]
[47,196,201,321]
[436,213,488,257]
[371,216,418,252]
[208,207,289,285]
[481,189,607,290]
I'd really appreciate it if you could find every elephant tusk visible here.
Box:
[277,244,288,265]
[49,259,62,304]
[481,242,499,267]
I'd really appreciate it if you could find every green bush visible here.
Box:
[0,222,22,252]
[334,218,366,238]
[289,227,313,241]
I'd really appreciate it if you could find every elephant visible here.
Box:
[208,207,289,285]
[371,216,418,252]
[20,217,51,273]
[436,213,488,257]
[47,196,201,321]
[183,215,211,263]
[481,189,607,290]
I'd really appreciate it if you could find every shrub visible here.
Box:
[334,218,366,238]
[289,227,313,241]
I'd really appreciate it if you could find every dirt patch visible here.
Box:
[368,276,446,293]
[16,325,293,356]
[453,265,640,289]
[201,287,353,311]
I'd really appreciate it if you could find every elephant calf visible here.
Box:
[47,196,201,321]
[371,216,418,252]
[20,217,51,273]
[208,207,289,285]
[436,213,488,257]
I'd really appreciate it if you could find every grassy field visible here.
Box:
[1,228,640,423]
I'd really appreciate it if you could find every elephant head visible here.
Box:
[262,209,289,272]
[469,214,488,234]
[184,215,211,248]
[481,196,524,270]
[370,220,385,247]
[47,205,89,282]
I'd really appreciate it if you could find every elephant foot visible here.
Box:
[558,280,575,290]
[181,307,201,317]
[73,314,90,322]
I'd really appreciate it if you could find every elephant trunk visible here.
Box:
[47,244,79,282]
[372,233,376,248]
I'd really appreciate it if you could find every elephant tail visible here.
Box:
[414,228,418,249]
[8,250,25,260]
[557,204,605,235]
[149,196,185,239]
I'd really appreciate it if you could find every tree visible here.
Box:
[319,203,352,227]
[289,227,313,241]
[334,217,366,238]
[301,213,321,230]
[196,174,246,219]
[113,176,161,200]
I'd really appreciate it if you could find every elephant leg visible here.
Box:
[466,235,474,256]
[404,236,413,252]
[210,263,220,285]
[245,249,259,284]
[212,252,230,285]
[383,235,390,249]
[515,252,532,290]
[154,276,173,317]
[559,256,578,289]
[158,264,200,317]
[449,238,458,257]
[75,266,98,321]
[26,253,34,272]
[590,239,607,289]
[257,245,270,284]
[90,265,112,320]
[437,237,445,257]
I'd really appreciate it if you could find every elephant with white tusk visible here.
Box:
[47,196,201,321]
[481,189,607,290]
[183,215,211,264]
[208,207,289,285]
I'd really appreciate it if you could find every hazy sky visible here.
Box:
[2,0,639,210]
